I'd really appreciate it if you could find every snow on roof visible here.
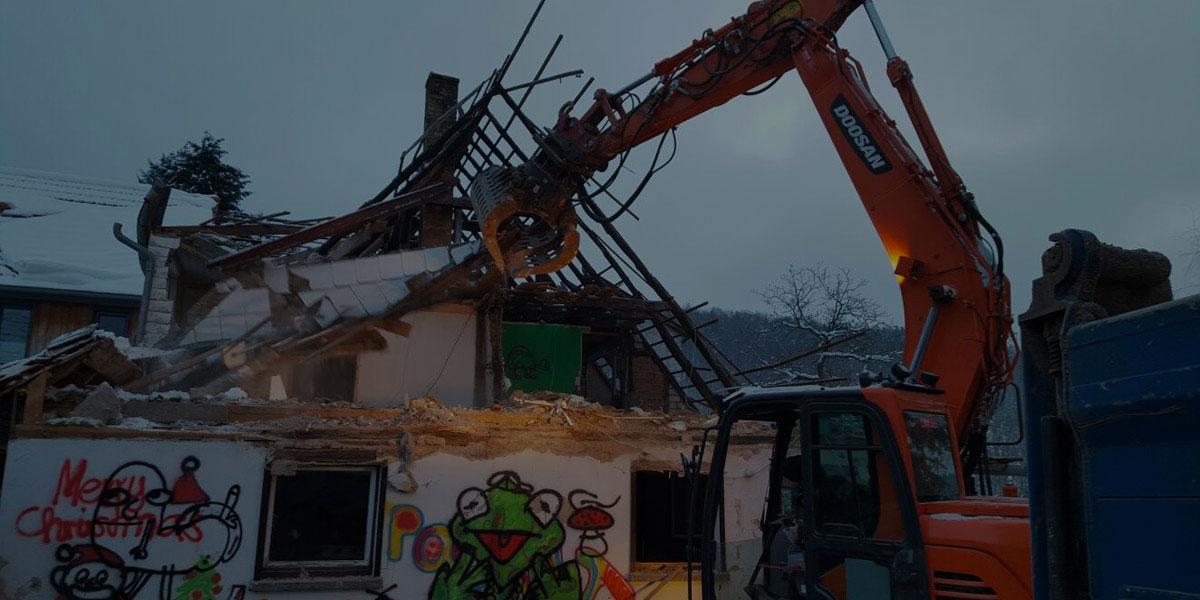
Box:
[0,166,215,297]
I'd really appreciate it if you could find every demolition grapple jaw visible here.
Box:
[468,164,580,278]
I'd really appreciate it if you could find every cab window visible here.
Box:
[902,411,960,502]
[811,412,903,541]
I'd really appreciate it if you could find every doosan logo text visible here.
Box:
[831,95,891,174]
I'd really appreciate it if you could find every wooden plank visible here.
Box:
[425,302,476,315]
[375,320,413,337]
[22,372,48,424]
[123,316,271,392]
[474,302,488,408]
[225,405,409,422]
[208,182,451,270]
[83,342,139,384]
[158,224,306,236]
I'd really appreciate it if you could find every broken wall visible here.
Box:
[0,436,769,600]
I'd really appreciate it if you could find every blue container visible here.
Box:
[1064,295,1200,599]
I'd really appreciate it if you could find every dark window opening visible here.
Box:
[903,411,960,502]
[0,307,32,364]
[95,311,130,336]
[634,471,707,563]
[259,466,382,577]
[290,355,357,403]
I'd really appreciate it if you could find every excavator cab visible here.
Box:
[695,386,951,600]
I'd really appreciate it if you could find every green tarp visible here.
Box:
[501,322,588,394]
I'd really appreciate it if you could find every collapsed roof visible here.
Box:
[3,6,751,412]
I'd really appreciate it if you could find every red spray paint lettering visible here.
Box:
[14,458,202,545]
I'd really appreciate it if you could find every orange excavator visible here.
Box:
[469,0,1030,597]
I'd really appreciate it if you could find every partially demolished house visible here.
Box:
[107,70,742,413]
[0,19,771,600]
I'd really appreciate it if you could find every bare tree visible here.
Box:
[755,264,900,382]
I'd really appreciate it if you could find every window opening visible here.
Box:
[0,307,32,364]
[634,470,706,563]
[258,466,382,578]
[95,311,130,336]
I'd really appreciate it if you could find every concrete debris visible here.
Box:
[387,460,419,493]
[69,382,123,424]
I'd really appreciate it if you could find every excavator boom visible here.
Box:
[473,0,1015,457]
[466,2,1033,597]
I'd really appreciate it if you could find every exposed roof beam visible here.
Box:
[207,182,451,270]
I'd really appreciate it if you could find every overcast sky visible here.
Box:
[3,1,1198,321]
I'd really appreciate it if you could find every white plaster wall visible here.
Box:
[355,308,477,408]
[712,451,771,600]
[0,440,769,600]
[0,439,268,600]
[355,449,769,600]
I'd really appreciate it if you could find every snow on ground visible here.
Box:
[0,166,215,296]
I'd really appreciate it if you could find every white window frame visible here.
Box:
[260,465,382,573]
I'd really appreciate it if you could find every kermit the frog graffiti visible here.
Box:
[429,471,628,600]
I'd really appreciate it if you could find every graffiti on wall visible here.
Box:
[386,504,455,572]
[422,471,635,600]
[566,492,632,600]
[12,456,243,600]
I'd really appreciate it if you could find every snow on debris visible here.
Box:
[94,330,171,360]
[44,416,105,427]
[0,166,214,296]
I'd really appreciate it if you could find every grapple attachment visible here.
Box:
[468,165,580,278]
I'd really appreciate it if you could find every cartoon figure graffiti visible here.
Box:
[427,472,635,600]
[50,544,134,600]
[566,492,633,600]
[566,491,618,556]
[430,472,578,600]
[47,456,243,600]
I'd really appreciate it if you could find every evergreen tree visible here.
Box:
[172,556,224,600]
[140,132,250,213]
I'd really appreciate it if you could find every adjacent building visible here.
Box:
[0,167,213,362]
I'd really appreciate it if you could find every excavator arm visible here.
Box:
[472,0,1015,457]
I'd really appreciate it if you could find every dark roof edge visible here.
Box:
[0,284,140,308]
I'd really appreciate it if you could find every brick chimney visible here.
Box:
[424,73,460,146]
[421,72,460,247]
